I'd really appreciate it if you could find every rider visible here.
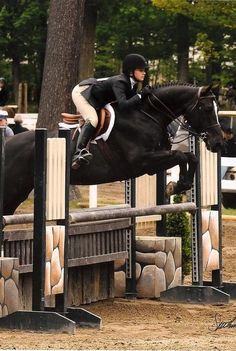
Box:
[71,53,153,169]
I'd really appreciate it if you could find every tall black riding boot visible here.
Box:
[71,120,96,169]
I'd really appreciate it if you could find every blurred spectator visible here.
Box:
[0,78,9,106]
[226,81,236,110]
[2,106,15,119]
[0,110,14,137]
[10,114,29,134]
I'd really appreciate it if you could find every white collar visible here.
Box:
[130,77,136,89]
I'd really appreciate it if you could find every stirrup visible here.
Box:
[71,148,93,169]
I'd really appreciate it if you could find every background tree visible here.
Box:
[95,0,176,77]
[1,0,236,115]
[0,0,48,103]
[152,0,236,83]
[37,0,85,131]
[78,0,97,81]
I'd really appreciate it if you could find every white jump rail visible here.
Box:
[218,111,236,117]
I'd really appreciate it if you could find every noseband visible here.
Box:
[142,87,220,142]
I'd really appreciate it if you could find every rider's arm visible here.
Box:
[112,80,141,111]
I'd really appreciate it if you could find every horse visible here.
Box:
[3,84,224,215]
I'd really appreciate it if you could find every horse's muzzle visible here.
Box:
[206,139,224,153]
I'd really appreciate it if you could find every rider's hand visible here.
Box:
[140,85,153,99]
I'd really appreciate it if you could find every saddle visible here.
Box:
[61,107,111,140]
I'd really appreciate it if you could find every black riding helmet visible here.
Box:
[122,54,148,77]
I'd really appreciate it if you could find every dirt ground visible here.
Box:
[2,185,236,350]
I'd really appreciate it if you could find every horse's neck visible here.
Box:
[158,88,197,117]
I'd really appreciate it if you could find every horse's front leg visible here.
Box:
[138,150,197,196]
[166,152,198,196]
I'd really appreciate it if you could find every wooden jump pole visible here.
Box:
[69,202,196,223]
[3,203,196,227]
[3,213,34,227]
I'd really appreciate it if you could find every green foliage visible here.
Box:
[0,0,49,104]
[0,0,235,106]
[152,0,236,28]
[166,194,191,277]
[222,207,236,216]
[0,0,49,57]
[195,33,220,64]
[152,0,236,84]
[95,0,176,76]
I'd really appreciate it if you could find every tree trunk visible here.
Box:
[205,63,212,84]
[37,0,86,131]
[78,0,97,81]
[176,14,189,83]
[12,55,21,104]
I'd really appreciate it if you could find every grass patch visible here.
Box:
[222,207,236,216]
[16,196,124,214]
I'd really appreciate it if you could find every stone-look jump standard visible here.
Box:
[115,236,181,298]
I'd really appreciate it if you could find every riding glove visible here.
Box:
[140,85,153,99]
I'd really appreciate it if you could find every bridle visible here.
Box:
[140,87,220,143]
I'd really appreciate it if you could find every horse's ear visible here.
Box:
[200,85,212,95]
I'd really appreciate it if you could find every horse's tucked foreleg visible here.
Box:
[184,152,198,184]
[166,152,198,196]
[141,150,186,174]
[136,149,198,196]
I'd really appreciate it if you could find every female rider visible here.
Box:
[71,53,152,169]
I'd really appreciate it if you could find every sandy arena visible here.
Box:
[0,219,234,350]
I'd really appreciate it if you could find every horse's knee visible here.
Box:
[172,150,188,165]
[185,152,198,165]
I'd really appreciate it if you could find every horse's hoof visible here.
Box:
[165,181,177,197]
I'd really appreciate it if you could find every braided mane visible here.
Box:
[154,82,197,89]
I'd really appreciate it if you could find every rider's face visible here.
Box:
[133,69,146,82]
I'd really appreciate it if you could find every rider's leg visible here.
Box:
[72,120,96,168]
[71,85,98,169]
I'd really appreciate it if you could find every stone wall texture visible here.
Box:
[0,257,19,317]
[45,225,65,296]
[202,210,219,272]
[115,236,182,298]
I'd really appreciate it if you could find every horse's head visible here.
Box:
[185,85,224,152]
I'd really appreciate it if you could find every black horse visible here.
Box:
[3,84,224,215]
